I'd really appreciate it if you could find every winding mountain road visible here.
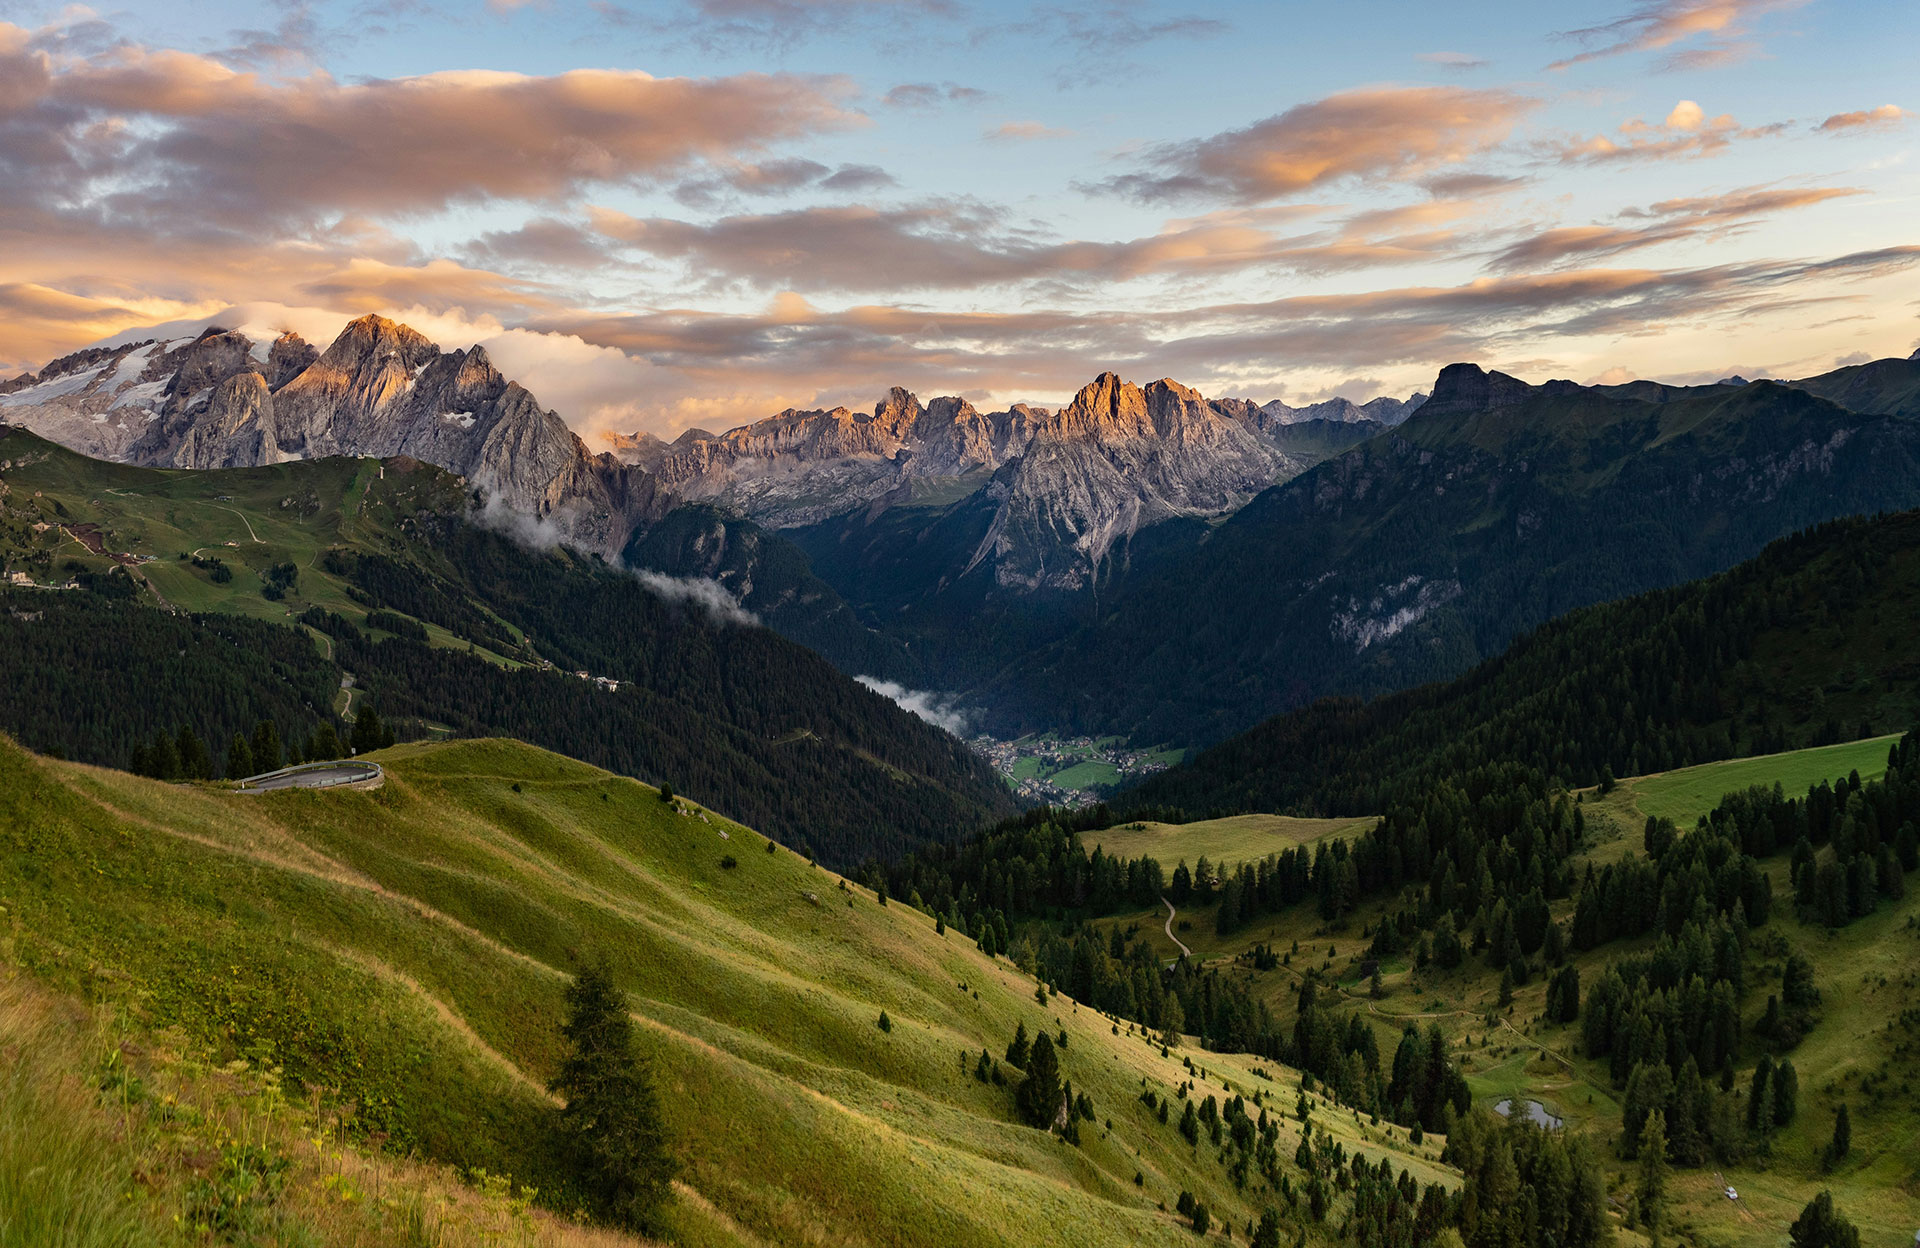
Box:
[1162,897,1191,958]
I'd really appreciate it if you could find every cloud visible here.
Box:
[1818,104,1906,133]
[996,5,1228,53]
[631,570,759,626]
[1551,100,1782,164]
[1416,51,1490,71]
[1548,0,1805,72]
[820,163,897,191]
[0,22,863,229]
[1096,86,1539,205]
[855,677,970,735]
[882,81,985,108]
[1489,184,1859,269]
[586,198,1472,294]
[984,120,1075,142]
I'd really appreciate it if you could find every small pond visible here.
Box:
[1492,1098,1565,1129]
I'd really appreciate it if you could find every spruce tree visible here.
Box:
[176,725,211,780]
[250,720,281,773]
[1773,1059,1799,1126]
[352,706,393,754]
[147,729,181,781]
[1788,1190,1861,1248]
[226,733,254,781]
[1827,1103,1850,1164]
[1005,1021,1031,1069]
[550,962,678,1230]
[1016,1032,1062,1129]
[1637,1109,1668,1239]
[1746,1056,1773,1132]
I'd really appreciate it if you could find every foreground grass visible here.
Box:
[0,735,1449,1246]
[0,967,652,1248]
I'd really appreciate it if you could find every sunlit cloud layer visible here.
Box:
[0,0,1913,439]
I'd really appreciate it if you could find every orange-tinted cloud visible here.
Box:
[1491,185,1860,269]
[1818,104,1907,132]
[1097,86,1539,205]
[1549,0,1804,72]
[0,24,862,229]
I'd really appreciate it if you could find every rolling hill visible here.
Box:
[1128,507,1920,819]
[0,426,1014,863]
[1094,736,1920,1248]
[0,734,1455,1246]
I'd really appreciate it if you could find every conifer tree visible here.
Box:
[1773,1059,1799,1127]
[1827,1103,1850,1164]
[1005,1021,1031,1069]
[176,725,211,780]
[226,733,254,780]
[1788,1191,1860,1248]
[550,962,678,1230]
[250,720,281,773]
[1637,1110,1669,1242]
[1017,1032,1062,1129]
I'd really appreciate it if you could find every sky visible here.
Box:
[0,0,1914,443]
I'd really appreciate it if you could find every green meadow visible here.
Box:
[0,735,1449,1246]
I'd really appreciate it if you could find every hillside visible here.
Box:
[0,735,1455,1246]
[0,427,1014,863]
[1128,508,1920,818]
[971,359,1920,746]
[1092,737,1920,1248]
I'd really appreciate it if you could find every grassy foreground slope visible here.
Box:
[0,735,1449,1246]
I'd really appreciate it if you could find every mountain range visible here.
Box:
[10,313,1920,753]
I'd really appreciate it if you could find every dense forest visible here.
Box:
[0,588,339,771]
[1130,509,1920,818]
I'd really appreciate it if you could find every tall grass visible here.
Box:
[0,987,170,1248]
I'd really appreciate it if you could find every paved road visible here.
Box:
[1162,896,1192,958]
[239,761,382,792]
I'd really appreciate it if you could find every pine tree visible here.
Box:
[1005,1021,1031,1069]
[308,720,343,762]
[1773,1059,1799,1126]
[1746,1056,1773,1132]
[1637,1110,1669,1240]
[147,729,180,781]
[1016,1032,1062,1129]
[1788,1190,1861,1248]
[250,720,281,773]
[1827,1103,1850,1164]
[550,962,678,1230]
[176,725,211,780]
[352,706,393,754]
[226,733,254,781]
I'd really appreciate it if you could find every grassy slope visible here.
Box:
[1585,733,1899,829]
[0,735,1449,1247]
[1094,735,1920,1248]
[0,431,524,663]
[1089,814,1374,868]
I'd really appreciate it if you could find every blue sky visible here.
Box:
[0,0,1913,437]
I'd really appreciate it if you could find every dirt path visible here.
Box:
[216,505,263,543]
[1162,897,1191,958]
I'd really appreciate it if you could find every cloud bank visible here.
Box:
[856,677,971,736]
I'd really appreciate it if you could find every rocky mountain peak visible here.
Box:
[1419,363,1537,419]
[267,331,318,389]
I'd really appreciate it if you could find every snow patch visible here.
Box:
[440,411,476,429]
[856,677,972,736]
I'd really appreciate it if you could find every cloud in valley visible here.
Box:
[856,677,971,736]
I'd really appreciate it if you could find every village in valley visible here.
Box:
[971,731,1184,806]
